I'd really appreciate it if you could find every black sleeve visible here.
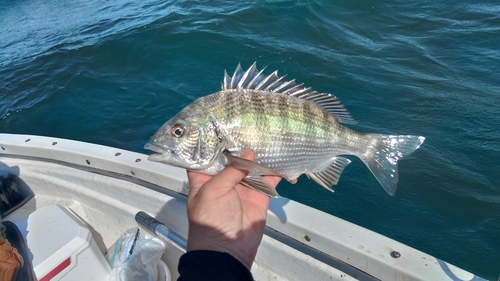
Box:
[178,250,254,281]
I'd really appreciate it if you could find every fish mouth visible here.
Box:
[144,142,171,160]
[144,142,166,154]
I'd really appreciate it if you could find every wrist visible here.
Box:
[187,239,254,269]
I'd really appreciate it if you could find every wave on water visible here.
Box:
[0,0,179,68]
[0,1,259,119]
[1,0,172,119]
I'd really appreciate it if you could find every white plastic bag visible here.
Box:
[108,228,165,281]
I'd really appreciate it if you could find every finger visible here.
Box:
[239,148,281,188]
[201,163,251,196]
[263,174,283,188]
[234,149,281,210]
[215,148,256,189]
[240,148,256,161]
[193,149,256,197]
[186,170,213,196]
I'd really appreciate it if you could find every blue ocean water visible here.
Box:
[1,0,499,278]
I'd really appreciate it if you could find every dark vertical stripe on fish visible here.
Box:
[223,90,238,119]
[251,91,266,115]
[279,94,291,139]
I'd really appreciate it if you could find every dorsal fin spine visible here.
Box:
[285,83,305,93]
[230,63,243,89]
[266,75,287,91]
[247,67,266,89]
[255,71,277,90]
[238,63,256,89]
[291,88,313,97]
[272,79,294,93]
[222,70,230,90]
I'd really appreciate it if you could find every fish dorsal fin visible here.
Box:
[222,62,357,124]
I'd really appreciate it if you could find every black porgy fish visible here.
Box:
[145,63,425,196]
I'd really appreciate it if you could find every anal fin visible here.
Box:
[307,157,351,192]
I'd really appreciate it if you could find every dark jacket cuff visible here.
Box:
[178,250,253,281]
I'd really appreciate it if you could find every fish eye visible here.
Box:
[171,124,185,138]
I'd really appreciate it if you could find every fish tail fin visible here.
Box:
[359,134,425,196]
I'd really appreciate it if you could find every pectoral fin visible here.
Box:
[307,157,351,192]
[223,151,281,197]
[241,177,280,197]
[223,151,281,176]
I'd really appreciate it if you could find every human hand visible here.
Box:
[186,148,282,269]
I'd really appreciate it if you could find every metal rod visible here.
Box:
[135,211,187,250]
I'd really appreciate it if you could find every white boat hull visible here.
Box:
[0,134,484,281]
